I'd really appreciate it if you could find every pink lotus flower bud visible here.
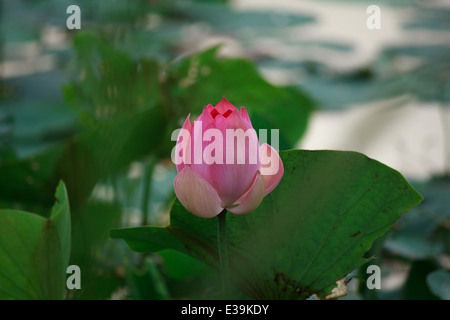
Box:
[173,98,284,218]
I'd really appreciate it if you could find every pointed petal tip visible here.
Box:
[181,114,192,130]
[240,106,252,125]
[215,96,237,113]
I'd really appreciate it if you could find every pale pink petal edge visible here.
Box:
[174,166,223,218]
[227,173,266,215]
[259,143,284,196]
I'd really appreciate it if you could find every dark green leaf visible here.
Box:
[427,270,450,300]
[64,32,162,124]
[0,105,167,210]
[0,181,71,300]
[125,258,169,300]
[112,150,422,299]
[402,260,439,300]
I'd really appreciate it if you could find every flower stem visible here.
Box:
[217,209,230,299]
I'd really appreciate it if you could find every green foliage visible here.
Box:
[64,32,161,124]
[159,249,210,280]
[112,150,423,299]
[125,257,169,300]
[427,270,450,300]
[0,182,71,300]
[0,32,314,208]
[2,0,443,300]
[384,177,450,260]
[401,260,440,300]
[0,106,167,210]
[0,29,316,299]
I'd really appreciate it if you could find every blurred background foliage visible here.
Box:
[0,0,448,299]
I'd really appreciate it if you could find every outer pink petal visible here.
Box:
[227,173,266,215]
[174,166,223,218]
[176,114,192,173]
[215,97,237,114]
[259,143,284,196]
[209,108,259,206]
